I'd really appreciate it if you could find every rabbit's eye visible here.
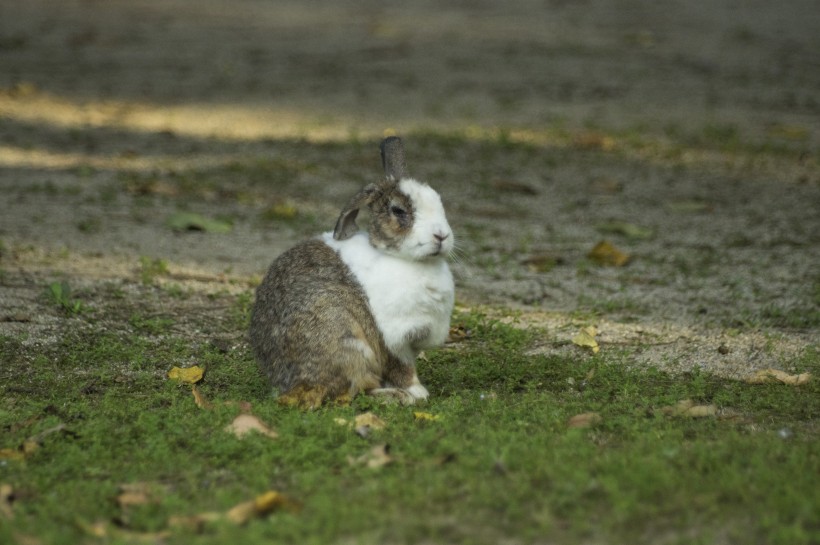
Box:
[390,205,407,218]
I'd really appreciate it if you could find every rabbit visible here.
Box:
[249,136,455,408]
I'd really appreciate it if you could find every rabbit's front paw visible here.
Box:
[406,383,429,401]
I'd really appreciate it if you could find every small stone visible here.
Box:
[717,344,730,355]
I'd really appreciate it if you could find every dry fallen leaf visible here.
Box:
[746,369,812,386]
[660,399,717,418]
[116,490,151,509]
[79,521,110,538]
[413,412,441,422]
[348,444,393,469]
[683,404,717,418]
[169,492,297,530]
[168,365,204,384]
[354,412,386,438]
[572,326,600,354]
[573,131,616,151]
[116,482,167,509]
[225,490,300,524]
[21,440,39,455]
[277,384,329,409]
[1,423,74,461]
[0,449,25,462]
[447,324,472,343]
[588,240,630,267]
[167,512,221,533]
[191,385,213,409]
[80,518,173,541]
[567,412,602,428]
[1,483,14,519]
[226,490,290,525]
[224,414,278,440]
[354,412,386,430]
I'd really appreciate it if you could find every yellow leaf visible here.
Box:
[354,412,386,430]
[226,491,289,525]
[567,412,602,428]
[167,365,204,384]
[746,369,811,386]
[588,240,630,266]
[413,412,441,421]
[572,326,600,354]
[333,418,349,426]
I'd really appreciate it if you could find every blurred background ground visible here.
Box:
[0,0,818,377]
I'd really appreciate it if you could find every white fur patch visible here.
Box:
[322,229,454,364]
[406,383,429,400]
[397,178,455,260]
[342,336,376,363]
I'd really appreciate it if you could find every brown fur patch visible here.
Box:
[368,184,415,251]
[381,354,416,389]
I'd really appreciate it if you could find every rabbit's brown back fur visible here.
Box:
[249,239,388,405]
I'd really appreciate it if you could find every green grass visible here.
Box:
[1,309,818,545]
[43,281,86,315]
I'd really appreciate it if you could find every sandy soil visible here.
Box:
[1,0,818,378]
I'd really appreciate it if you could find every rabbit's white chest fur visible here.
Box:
[322,231,454,364]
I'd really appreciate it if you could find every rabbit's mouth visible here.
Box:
[425,243,450,259]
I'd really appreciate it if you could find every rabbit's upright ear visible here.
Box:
[333,183,380,240]
[380,136,407,182]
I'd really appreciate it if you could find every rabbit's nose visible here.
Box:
[433,232,449,242]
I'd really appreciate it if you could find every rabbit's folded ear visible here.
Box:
[380,136,407,182]
[333,183,380,240]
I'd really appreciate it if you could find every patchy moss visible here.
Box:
[1,310,817,545]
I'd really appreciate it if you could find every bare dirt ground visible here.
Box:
[1,0,818,378]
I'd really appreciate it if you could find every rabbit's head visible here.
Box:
[333,137,454,261]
